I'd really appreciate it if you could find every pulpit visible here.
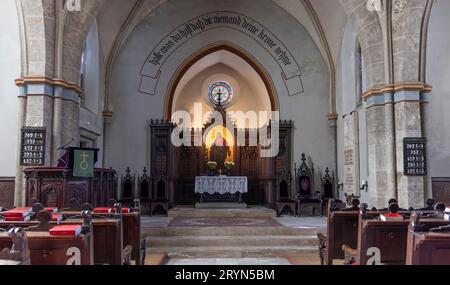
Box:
[25,148,117,208]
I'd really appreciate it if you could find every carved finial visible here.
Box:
[435,202,446,213]
[114,203,122,217]
[0,228,31,265]
[410,211,422,231]
[426,199,435,209]
[32,203,45,214]
[81,210,92,234]
[134,199,141,213]
[360,203,369,215]
[81,203,94,212]
[143,167,148,177]
[108,199,117,208]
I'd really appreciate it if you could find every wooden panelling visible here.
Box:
[0,177,15,208]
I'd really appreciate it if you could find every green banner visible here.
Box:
[73,149,94,178]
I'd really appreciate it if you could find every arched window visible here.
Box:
[355,42,363,107]
[80,49,86,105]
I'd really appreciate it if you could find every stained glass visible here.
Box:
[208,81,233,106]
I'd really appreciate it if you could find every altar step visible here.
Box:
[147,235,319,247]
[146,245,318,259]
[144,224,322,259]
[168,207,277,218]
[143,226,319,237]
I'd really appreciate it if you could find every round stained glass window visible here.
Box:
[208,81,233,106]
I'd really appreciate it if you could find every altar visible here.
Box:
[195,176,248,206]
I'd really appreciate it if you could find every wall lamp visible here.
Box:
[337,181,344,192]
[360,180,368,192]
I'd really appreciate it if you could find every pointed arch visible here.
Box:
[164,42,280,120]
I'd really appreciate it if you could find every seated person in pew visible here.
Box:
[1,206,131,265]
[317,199,362,265]
[407,212,450,265]
[342,202,450,266]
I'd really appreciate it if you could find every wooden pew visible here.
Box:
[0,210,124,265]
[0,223,93,265]
[317,199,360,265]
[59,201,144,265]
[344,204,450,265]
[0,227,30,265]
[406,212,450,265]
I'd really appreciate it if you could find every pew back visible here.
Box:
[0,231,93,265]
[326,211,359,265]
[357,216,450,265]
[407,231,450,265]
[0,219,122,265]
[60,211,142,265]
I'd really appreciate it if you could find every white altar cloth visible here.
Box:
[195,176,248,195]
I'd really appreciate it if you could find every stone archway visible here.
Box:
[165,42,280,121]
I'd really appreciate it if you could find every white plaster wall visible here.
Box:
[427,0,450,178]
[79,21,105,167]
[0,0,20,176]
[336,20,369,203]
[83,22,100,114]
[107,0,330,176]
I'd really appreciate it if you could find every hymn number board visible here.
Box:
[404,138,427,176]
[20,127,46,166]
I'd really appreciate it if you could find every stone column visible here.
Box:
[328,114,338,195]
[52,86,64,164]
[394,88,429,208]
[14,89,27,207]
[421,97,432,200]
[14,78,83,206]
[364,94,397,209]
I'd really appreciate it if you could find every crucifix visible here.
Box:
[216,88,224,107]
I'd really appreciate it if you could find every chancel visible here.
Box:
[0,0,450,267]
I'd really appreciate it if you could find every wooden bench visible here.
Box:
[60,202,144,265]
[0,211,126,265]
[0,226,93,265]
[317,199,360,265]
[0,227,30,265]
[343,204,450,265]
[406,212,450,265]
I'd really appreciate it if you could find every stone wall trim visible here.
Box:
[362,83,432,101]
[15,76,84,97]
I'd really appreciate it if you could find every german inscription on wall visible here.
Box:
[343,113,359,195]
[140,11,303,96]
[20,127,46,166]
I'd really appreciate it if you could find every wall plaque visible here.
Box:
[20,127,46,166]
[404,138,427,176]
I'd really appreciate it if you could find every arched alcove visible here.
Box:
[169,44,276,128]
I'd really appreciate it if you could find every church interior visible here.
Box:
[1,0,450,266]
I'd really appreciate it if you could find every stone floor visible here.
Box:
[143,207,326,266]
[142,215,327,229]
